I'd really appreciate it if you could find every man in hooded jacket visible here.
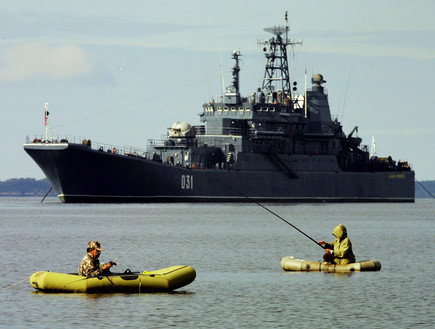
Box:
[318,224,355,265]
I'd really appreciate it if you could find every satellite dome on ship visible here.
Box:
[168,122,192,137]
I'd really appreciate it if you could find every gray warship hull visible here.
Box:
[24,143,414,203]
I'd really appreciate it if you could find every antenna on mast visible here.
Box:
[257,12,302,102]
[285,11,289,42]
[304,70,308,118]
[231,50,241,96]
[219,49,225,96]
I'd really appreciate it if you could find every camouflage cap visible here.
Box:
[88,241,104,251]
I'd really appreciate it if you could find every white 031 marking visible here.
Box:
[181,175,193,189]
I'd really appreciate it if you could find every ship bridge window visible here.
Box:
[204,106,214,115]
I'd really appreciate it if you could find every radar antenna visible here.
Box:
[258,12,302,102]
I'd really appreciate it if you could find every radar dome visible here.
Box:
[173,122,191,133]
[169,121,192,137]
[312,74,326,85]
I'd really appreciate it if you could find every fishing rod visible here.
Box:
[1,276,31,292]
[66,242,137,285]
[113,242,135,264]
[222,182,325,249]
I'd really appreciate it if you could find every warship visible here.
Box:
[24,17,414,203]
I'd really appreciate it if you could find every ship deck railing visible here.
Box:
[26,135,152,160]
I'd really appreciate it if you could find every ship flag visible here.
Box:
[44,102,49,127]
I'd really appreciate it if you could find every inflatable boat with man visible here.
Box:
[280,256,381,273]
[30,265,196,293]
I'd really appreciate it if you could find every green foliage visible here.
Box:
[0,178,54,196]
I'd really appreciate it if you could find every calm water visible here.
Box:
[1,197,434,328]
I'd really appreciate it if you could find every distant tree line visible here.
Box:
[0,178,434,198]
[0,178,54,196]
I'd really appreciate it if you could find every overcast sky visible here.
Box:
[1,0,434,181]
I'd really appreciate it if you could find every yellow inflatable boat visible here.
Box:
[30,265,196,293]
[280,256,381,273]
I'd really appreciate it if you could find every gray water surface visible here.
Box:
[1,198,433,328]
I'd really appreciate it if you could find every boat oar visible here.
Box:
[221,182,325,249]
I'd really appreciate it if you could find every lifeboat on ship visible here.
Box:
[280,256,381,273]
[29,265,196,293]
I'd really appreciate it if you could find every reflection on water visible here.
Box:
[282,271,355,278]
[30,290,196,299]
[1,198,434,328]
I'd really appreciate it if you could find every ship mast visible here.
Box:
[259,12,302,102]
[231,50,241,96]
[223,51,241,105]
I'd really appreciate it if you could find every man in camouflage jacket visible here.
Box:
[78,241,116,277]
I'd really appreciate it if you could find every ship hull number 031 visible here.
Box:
[181,175,193,189]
